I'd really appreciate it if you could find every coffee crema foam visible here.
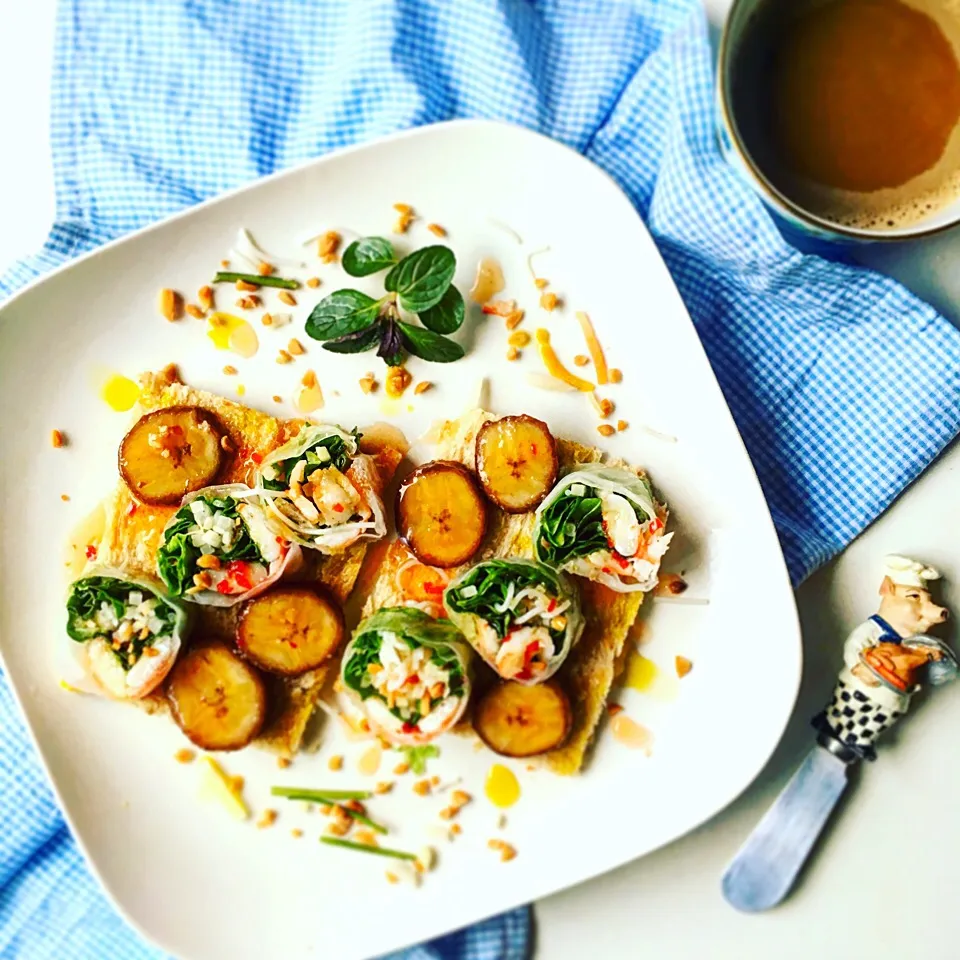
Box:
[768,0,960,230]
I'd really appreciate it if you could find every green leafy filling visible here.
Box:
[66,576,176,670]
[399,744,440,775]
[260,431,358,492]
[156,495,263,596]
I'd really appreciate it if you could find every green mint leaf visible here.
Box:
[398,322,464,363]
[384,245,456,312]
[305,290,380,341]
[341,237,398,277]
[322,322,382,355]
[417,284,464,334]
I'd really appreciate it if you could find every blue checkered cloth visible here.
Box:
[3,0,960,957]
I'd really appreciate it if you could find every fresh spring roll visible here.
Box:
[533,464,673,593]
[340,607,472,745]
[444,559,584,684]
[156,483,301,607]
[65,568,189,699]
[255,425,387,553]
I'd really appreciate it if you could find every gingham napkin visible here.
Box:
[3,1,960,958]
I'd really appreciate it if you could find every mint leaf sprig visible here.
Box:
[305,238,465,365]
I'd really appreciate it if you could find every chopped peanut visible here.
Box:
[276,350,293,365]
[185,303,206,319]
[617,419,628,432]
[482,299,516,317]
[450,789,472,808]
[343,799,366,814]
[427,223,447,237]
[500,844,517,862]
[158,288,183,322]
[257,809,278,829]
[607,702,624,717]
[599,398,615,419]
[451,823,462,836]
[676,655,694,678]
[353,828,379,847]
[236,295,260,309]
[261,313,274,326]
[393,762,410,776]
[597,424,616,437]
[272,395,283,403]
[385,366,413,399]
[196,554,222,571]
[222,365,238,375]
[159,362,181,384]
[539,292,560,311]
[257,261,275,276]
[386,871,400,884]
[301,369,318,389]
[430,776,441,788]
[359,374,379,394]
[174,748,195,764]
[51,429,65,448]
[439,807,457,821]
[573,354,590,367]
[306,276,321,288]
[374,781,394,795]
[505,310,525,330]
[393,203,413,215]
[413,380,433,395]
[506,346,520,362]
[328,754,344,772]
[220,259,230,268]
[198,285,215,310]
[507,330,530,348]
[534,277,548,290]
[193,571,213,589]
[60,494,70,502]
[287,338,305,356]
[413,779,431,797]
[318,231,341,262]
[291,828,304,838]
[609,367,623,383]
[278,291,297,307]
[326,820,350,837]
[276,756,292,769]
[393,211,414,234]
[550,615,567,632]
[236,278,260,292]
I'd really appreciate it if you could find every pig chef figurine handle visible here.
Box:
[723,555,957,912]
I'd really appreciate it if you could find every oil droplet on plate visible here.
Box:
[294,382,324,415]
[360,421,410,456]
[101,374,140,412]
[469,257,504,304]
[357,743,382,776]
[207,312,259,358]
[624,652,679,702]
[485,763,520,808]
[63,501,106,580]
[611,713,653,754]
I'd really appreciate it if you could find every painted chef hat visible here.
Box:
[884,555,941,589]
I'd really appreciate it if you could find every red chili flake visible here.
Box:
[332,503,344,513]
[531,444,537,454]
[289,641,298,648]
[649,517,663,533]
[227,560,254,590]
[547,598,557,612]
[216,580,233,595]
[401,722,420,734]
[406,674,420,685]
[84,544,98,560]
[251,452,263,464]
[423,581,444,596]
[516,669,532,681]
[125,502,138,518]
[612,553,629,569]
[602,567,613,575]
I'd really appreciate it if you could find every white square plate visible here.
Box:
[0,120,800,960]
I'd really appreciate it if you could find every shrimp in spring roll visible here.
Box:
[340,607,471,745]
[444,559,583,684]
[65,569,189,699]
[156,484,301,606]
[534,464,672,593]
[255,425,387,553]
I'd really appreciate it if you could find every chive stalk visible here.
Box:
[271,787,372,802]
[320,837,417,860]
[214,271,300,290]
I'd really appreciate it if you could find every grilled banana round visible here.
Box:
[475,415,558,513]
[474,680,571,757]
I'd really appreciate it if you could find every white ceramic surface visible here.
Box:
[0,119,801,960]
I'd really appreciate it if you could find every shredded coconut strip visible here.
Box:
[576,312,609,385]
[534,329,595,392]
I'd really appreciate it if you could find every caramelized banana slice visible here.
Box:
[474,680,571,757]
[475,415,558,513]
[237,586,344,676]
[396,461,488,568]
[166,643,266,751]
[119,406,225,505]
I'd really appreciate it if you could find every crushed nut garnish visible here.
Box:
[277,756,292,769]
[236,278,260,292]
[413,779,431,797]
[301,369,318,389]
[427,223,446,237]
[60,494,70,502]
[158,288,183,322]
[196,554,222,570]
[288,338,306,356]
[488,839,517,862]
[374,781,394,795]
[573,354,590,367]
[617,419,628,432]
[220,259,230,268]
[193,571,213,589]
[276,349,293,365]
[278,291,297,306]
[197,285,215,311]
[534,277,548,290]
[51,429,66,448]
[393,202,413,214]
[676,655,694,678]
[185,303,205,319]
[450,789,472,808]
[393,761,410,776]
[328,754,344,772]
[359,373,379,394]
[385,366,413,399]
[609,367,623,383]
[291,828,304,838]
[318,804,332,816]
[326,820,350,837]
[261,313,274,326]
[505,310,525,331]
[257,809,278,829]
[597,424,616,437]
[450,823,462,836]
[506,346,520,362]
[257,261,275,276]
[607,702,624,717]
[481,299,516,317]
[385,871,399,884]
[174,748,196,764]
[353,828,379,847]
[306,276,321,288]
[413,380,433,395]
[439,807,457,821]
[507,330,530,348]
[599,398,615,419]
[393,211,414,234]
[430,776,441,788]
[236,295,260,310]
[318,231,341,262]
[539,292,560,311]
[222,365,238,375]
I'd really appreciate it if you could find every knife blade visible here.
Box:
[721,744,850,912]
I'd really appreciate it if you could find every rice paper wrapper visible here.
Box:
[159,483,302,608]
[62,565,190,699]
[340,606,472,745]
[444,558,584,685]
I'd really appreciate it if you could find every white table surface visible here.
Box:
[3,2,959,959]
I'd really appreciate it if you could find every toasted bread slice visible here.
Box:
[364,408,644,774]
[98,366,403,756]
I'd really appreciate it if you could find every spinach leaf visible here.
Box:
[417,284,464,334]
[156,495,263,596]
[341,237,398,277]
[305,290,381,341]
[260,432,356,492]
[399,322,464,363]
[384,245,456,313]
[323,322,383,355]
[535,491,610,566]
